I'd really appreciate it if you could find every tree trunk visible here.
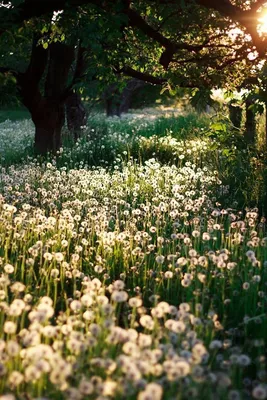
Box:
[229,103,242,129]
[17,38,76,154]
[104,83,120,117]
[32,101,65,154]
[245,98,256,143]
[104,79,145,117]
[65,92,87,139]
[119,79,145,114]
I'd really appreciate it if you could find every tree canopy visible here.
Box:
[1,1,267,86]
[1,0,267,152]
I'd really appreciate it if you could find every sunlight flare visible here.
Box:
[257,6,267,35]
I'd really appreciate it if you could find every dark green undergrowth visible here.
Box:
[0,107,30,123]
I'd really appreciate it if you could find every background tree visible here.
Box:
[1,0,267,152]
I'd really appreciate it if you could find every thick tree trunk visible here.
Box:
[65,92,87,139]
[32,102,65,154]
[17,38,76,154]
[245,99,256,143]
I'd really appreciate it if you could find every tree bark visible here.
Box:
[119,79,145,114]
[104,78,145,117]
[104,83,120,117]
[17,39,75,154]
[245,98,256,143]
[229,103,242,129]
[65,92,87,139]
[32,100,65,154]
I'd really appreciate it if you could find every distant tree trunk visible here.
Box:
[104,83,120,117]
[65,92,87,139]
[106,97,114,117]
[103,79,145,117]
[119,79,145,114]
[245,98,256,143]
[229,103,242,129]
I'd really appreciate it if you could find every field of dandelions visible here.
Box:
[0,109,267,400]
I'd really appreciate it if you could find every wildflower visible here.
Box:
[192,230,200,237]
[252,385,267,399]
[4,321,17,334]
[94,265,104,273]
[138,383,163,400]
[140,315,155,330]
[4,264,14,274]
[70,300,82,312]
[81,294,94,307]
[111,290,128,303]
[237,354,251,366]
[155,255,165,264]
[228,390,241,400]
[40,296,53,306]
[164,271,173,279]
[79,378,94,395]
[83,310,94,321]
[209,340,222,350]
[129,297,143,308]
[44,252,53,261]
[181,278,191,287]
[8,371,24,388]
[174,360,191,378]
[202,232,210,241]
[10,282,25,293]
[51,268,59,278]
[189,249,197,257]
[138,333,152,348]
[6,340,20,356]
[25,365,42,382]
[246,250,255,259]
[253,275,261,283]
[113,280,125,290]
[54,252,64,262]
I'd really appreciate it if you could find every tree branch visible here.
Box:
[119,65,203,88]
[0,67,18,75]
[118,66,167,85]
[194,0,267,56]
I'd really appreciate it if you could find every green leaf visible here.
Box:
[210,122,227,132]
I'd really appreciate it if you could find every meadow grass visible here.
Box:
[0,107,30,123]
[0,109,267,399]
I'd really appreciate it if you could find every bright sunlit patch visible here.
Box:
[257,6,267,35]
